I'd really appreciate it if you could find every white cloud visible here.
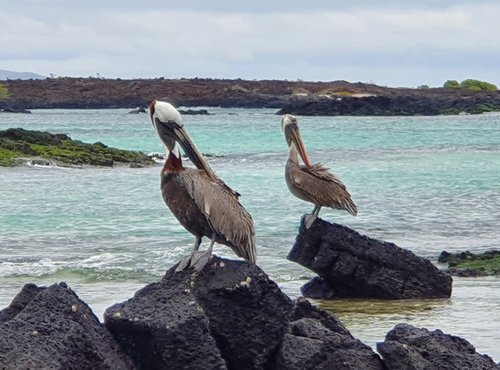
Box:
[1,1,500,87]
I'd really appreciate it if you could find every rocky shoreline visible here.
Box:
[2,77,500,115]
[1,260,497,369]
[0,128,154,167]
[1,219,498,369]
[439,250,500,277]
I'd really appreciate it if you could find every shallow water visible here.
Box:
[1,108,499,359]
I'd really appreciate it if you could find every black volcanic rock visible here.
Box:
[277,92,500,116]
[277,95,440,116]
[438,249,500,276]
[128,107,146,113]
[0,127,69,146]
[0,107,31,113]
[0,283,44,324]
[105,275,226,369]
[0,283,135,370]
[288,219,452,299]
[104,256,294,370]
[300,276,336,299]
[273,298,383,370]
[179,108,211,115]
[2,264,497,369]
[377,324,499,370]
[104,259,386,370]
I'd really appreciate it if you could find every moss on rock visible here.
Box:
[0,128,154,167]
[438,250,500,276]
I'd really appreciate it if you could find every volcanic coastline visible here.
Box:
[2,77,500,115]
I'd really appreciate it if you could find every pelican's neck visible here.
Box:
[163,144,183,173]
[288,142,300,165]
[170,143,181,159]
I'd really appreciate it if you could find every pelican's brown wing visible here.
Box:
[286,161,357,216]
[214,176,241,198]
[185,170,256,263]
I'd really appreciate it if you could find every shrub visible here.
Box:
[443,80,460,89]
[459,79,497,91]
[443,79,497,91]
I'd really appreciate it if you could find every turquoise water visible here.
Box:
[1,108,499,359]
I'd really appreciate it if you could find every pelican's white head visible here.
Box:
[280,114,311,166]
[281,114,297,132]
[280,114,299,146]
[149,99,216,176]
[149,99,182,153]
[150,100,183,126]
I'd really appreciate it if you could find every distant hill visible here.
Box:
[0,69,46,80]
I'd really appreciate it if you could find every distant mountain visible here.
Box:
[0,69,46,80]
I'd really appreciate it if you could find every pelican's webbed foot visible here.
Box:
[302,213,318,229]
[175,251,212,272]
[302,205,321,229]
[189,250,212,272]
[175,239,214,273]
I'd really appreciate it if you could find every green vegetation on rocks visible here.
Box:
[0,128,154,167]
[460,79,498,91]
[443,79,498,91]
[439,250,500,276]
[443,80,460,89]
[0,82,9,99]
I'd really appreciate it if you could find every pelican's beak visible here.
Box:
[153,117,215,177]
[284,121,311,167]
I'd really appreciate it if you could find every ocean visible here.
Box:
[1,108,499,360]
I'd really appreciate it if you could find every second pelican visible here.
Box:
[281,114,357,228]
[150,100,256,271]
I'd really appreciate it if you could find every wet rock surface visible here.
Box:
[288,219,452,299]
[0,283,135,370]
[377,323,499,370]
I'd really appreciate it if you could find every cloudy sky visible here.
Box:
[2,0,500,87]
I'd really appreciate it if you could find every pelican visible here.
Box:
[150,100,256,272]
[281,114,357,228]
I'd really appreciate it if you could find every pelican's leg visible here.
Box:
[190,237,215,272]
[175,236,204,272]
[193,235,202,251]
[303,205,321,229]
[313,205,321,217]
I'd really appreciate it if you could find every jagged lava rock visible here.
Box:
[288,219,452,299]
[274,298,383,370]
[0,282,134,370]
[377,323,499,370]
[104,256,294,370]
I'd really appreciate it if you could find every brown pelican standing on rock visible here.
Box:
[150,100,256,272]
[281,114,357,229]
